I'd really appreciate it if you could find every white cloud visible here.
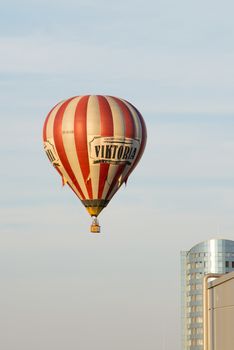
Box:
[1,34,234,113]
[1,36,233,84]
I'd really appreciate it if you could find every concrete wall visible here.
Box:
[208,272,234,350]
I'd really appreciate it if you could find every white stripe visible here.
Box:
[106,99,143,201]
[86,96,101,199]
[101,97,125,199]
[45,101,64,139]
[106,96,125,137]
[105,166,124,201]
[121,99,143,170]
[45,100,82,199]
[62,97,89,199]
[121,99,142,140]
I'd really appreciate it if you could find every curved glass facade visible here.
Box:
[181,239,234,350]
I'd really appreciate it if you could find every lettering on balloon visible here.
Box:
[44,140,61,167]
[89,136,140,165]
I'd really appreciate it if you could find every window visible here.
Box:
[196,284,202,290]
[196,327,203,335]
[196,306,203,312]
[226,261,229,268]
[232,261,234,268]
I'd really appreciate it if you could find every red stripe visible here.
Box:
[132,109,147,165]
[105,98,142,194]
[43,114,50,141]
[74,96,93,199]
[104,98,136,199]
[111,97,136,138]
[53,98,86,200]
[124,106,147,180]
[43,103,61,141]
[105,163,127,200]
[97,96,114,199]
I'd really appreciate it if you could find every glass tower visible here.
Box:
[181,239,234,350]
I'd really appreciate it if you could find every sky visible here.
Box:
[1,0,234,349]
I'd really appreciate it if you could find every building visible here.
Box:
[206,271,234,350]
[181,239,234,350]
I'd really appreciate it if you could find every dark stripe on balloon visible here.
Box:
[74,96,93,199]
[43,102,61,141]
[67,182,80,197]
[96,96,114,199]
[105,163,126,201]
[43,114,50,141]
[105,98,137,199]
[53,98,86,200]
[124,105,147,179]
[133,108,147,164]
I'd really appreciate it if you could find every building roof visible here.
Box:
[187,238,234,254]
[208,271,234,288]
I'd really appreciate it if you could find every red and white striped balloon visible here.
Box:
[43,95,147,218]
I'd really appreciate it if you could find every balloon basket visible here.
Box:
[90,217,101,234]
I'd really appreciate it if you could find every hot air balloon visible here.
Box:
[43,95,147,233]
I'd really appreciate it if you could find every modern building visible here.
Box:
[207,271,234,350]
[181,239,234,350]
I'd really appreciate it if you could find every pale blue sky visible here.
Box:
[1,1,234,349]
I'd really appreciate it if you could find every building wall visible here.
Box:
[181,251,187,350]
[181,239,234,350]
[208,272,234,350]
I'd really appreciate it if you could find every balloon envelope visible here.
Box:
[43,95,147,217]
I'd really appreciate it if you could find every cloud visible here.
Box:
[1,35,233,83]
[1,33,234,114]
